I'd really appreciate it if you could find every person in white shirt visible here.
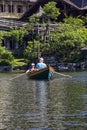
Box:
[26,63,36,73]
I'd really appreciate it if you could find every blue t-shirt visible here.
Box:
[36,63,47,69]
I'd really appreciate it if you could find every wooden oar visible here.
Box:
[9,73,26,81]
[54,71,72,78]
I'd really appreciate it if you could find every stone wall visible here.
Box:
[44,56,87,71]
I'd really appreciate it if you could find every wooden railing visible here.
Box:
[0,18,28,29]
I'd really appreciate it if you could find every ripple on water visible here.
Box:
[0,71,87,130]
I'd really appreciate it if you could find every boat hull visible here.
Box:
[27,65,54,80]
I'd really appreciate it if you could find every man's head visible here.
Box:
[39,57,44,63]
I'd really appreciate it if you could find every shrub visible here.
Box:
[0,46,14,66]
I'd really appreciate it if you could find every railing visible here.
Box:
[0,18,28,28]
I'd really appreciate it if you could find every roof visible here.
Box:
[20,0,51,21]
[20,0,87,21]
[63,0,87,10]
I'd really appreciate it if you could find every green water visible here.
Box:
[0,71,87,130]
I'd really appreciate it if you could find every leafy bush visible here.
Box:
[0,60,11,66]
[0,46,14,66]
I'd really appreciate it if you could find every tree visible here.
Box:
[0,46,14,66]
[64,16,84,27]
[10,29,28,46]
[42,1,60,22]
[24,40,41,63]
[24,39,51,63]
[0,31,10,46]
[29,14,40,24]
[50,17,87,62]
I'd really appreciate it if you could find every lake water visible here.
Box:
[0,71,87,130]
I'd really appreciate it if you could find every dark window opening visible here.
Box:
[0,4,5,12]
[9,40,15,50]
[29,5,32,8]
[8,5,14,13]
[17,5,23,13]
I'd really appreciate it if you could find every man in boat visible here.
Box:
[26,63,36,73]
[36,57,47,70]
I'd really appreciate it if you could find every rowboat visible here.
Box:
[26,65,55,80]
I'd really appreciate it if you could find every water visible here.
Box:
[0,71,87,130]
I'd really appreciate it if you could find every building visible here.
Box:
[0,0,38,52]
[20,0,87,21]
[0,0,37,18]
[61,0,87,10]
[1,0,87,52]
[0,0,87,20]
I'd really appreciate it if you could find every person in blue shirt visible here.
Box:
[36,57,47,70]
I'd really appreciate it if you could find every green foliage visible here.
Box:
[0,14,87,63]
[80,15,87,25]
[40,42,51,53]
[43,2,60,21]
[10,29,28,44]
[64,16,84,27]
[0,46,14,66]
[26,10,40,31]
[50,17,87,62]
[25,15,87,63]
[0,31,11,45]
[13,58,26,66]
[24,40,40,62]
[29,14,40,24]
[0,33,3,45]
[28,14,40,30]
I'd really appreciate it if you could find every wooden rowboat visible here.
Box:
[26,65,55,80]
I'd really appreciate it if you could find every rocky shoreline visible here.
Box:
[0,61,87,72]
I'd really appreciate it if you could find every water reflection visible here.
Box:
[36,81,48,127]
[0,71,87,129]
[9,78,51,129]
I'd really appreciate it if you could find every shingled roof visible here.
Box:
[63,0,87,10]
[20,0,87,21]
[20,0,52,21]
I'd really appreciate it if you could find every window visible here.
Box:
[17,5,23,13]
[8,5,14,13]
[29,5,32,8]
[0,4,5,12]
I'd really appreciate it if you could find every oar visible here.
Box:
[53,71,72,78]
[9,73,26,81]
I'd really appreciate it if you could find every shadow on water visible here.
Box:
[0,71,87,129]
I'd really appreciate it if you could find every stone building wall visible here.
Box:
[0,0,37,18]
